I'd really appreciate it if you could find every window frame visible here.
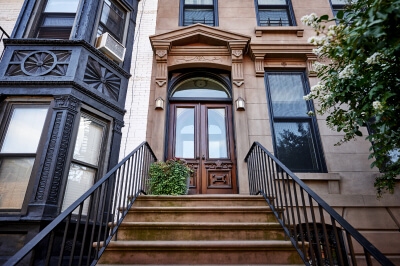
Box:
[27,0,81,39]
[329,0,347,18]
[0,98,52,214]
[264,71,327,173]
[254,0,296,27]
[93,0,131,46]
[59,107,112,214]
[179,0,219,27]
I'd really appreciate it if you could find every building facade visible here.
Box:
[0,0,399,264]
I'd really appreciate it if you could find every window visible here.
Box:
[265,72,326,172]
[36,0,80,39]
[171,78,230,98]
[0,105,49,210]
[255,0,296,26]
[97,0,128,44]
[62,113,108,214]
[180,0,218,27]
[330,0,348,17]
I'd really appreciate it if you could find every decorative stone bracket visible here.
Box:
[229,41,247,87]
[153,41,171,88]
[306,53,318,77]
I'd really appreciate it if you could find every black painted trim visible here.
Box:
[254,0,297,26]
[179,0,219,27]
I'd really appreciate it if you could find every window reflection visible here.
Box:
[208,108,228,158]
[175,108,195,158]
[172,78,229,98]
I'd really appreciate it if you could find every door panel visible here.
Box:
[168,103,237,194]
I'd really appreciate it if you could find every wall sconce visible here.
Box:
[155,97,164,110]
[235,97,245,111]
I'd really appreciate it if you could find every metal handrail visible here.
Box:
[259,18,290,26]
[0,26,10,61]
[6,141,157,266]
[245,141,394,266]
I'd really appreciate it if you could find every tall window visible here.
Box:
[97,0,128,44]
[330,0,348,17]
[62,113,108,214]
[36,0,80,39]
[180,0,218,27]
[265,72,326,172]
[255,0,296,26]
[0,105,49,210]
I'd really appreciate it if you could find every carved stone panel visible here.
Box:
[6,50,71,77]
[83,57,121,101]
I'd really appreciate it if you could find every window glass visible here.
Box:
[185,0,213,4]
[0,158,34,209]
[73,116,104,166]
[44,0,80,13]
[331,0,348,4]
[184,9,214,26]
[175,108,195,158]
[268,74,308,117]
[62,163,96,214]
[259,9,290,26]
[208,109,228,159]
[275,122,318,171]
[1,107,48,153]
[258,0,287,5]
[98,0,126,43]
[172,78,230,98]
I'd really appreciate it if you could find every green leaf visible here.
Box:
[336,10,344,19]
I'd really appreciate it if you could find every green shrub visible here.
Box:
[148,158,192,195]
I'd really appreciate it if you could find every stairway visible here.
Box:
[98,195,304,265]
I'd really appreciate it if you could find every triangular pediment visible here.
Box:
[150,24,250,50]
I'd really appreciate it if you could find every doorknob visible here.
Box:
[202,154,205,160]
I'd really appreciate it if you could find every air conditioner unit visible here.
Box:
[96,32,126,63]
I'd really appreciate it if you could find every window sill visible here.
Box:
[255,26,304,37]
[294,173,341,194]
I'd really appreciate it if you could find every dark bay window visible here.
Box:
[256,0,296,26]
[0,104,49,210]
[62,112,108,214]
[97,0,127,44]
[36,0,80,39]
[265,72,326,172]
[180,0,218,27]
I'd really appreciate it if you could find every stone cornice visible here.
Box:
[254,26,304,37]
[3,39,131,79]
[0,80,126,115]
[249,42,315,59]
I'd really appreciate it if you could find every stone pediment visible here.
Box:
[149,23,250,51]
[149,24,250,88]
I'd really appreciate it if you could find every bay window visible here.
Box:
[265,72,326,172]
[0,104,49,210]
[35,0,81,39]
[62,112,108,214]
[97,0,128,44]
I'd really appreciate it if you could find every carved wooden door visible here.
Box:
[168,103,237,194]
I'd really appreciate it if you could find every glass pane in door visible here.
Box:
[175,108,195,158]
[208,108,227,158]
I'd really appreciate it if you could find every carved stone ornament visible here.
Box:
[113,119,124,134]
[54,95,81,112]
[233,81,244,87]
[84,57,121,101]
[6,50,71,77]
[175,56,221,63]
[156,50,167,58]
[156,80,167,87]
[232,50,243,57]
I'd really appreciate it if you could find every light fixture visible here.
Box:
[155,97,164,110]
[236,97,245,111]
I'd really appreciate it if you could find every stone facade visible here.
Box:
[144,0,400,262]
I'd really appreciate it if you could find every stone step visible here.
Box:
[124,206,279,223]
[134,195,270,207]
[116,222,286,241]
[98,240,305,265]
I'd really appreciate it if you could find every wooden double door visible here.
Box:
[168,103,237,194]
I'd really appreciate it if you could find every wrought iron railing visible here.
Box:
[6,141,157,266]
[245,142,394,266]
[183,18,214,26]
[260,18,290,26]
[0,26,10,61]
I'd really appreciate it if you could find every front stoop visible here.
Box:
[98,195,304,265]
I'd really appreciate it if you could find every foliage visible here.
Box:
[149,158,192,195]
[301,0,400,197]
